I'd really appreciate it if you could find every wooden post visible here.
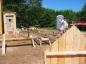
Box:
[31,39,35,47]
[2,34,6,55]
[48,39,51,45]
[38,38,42,46]
[0,0,3,34]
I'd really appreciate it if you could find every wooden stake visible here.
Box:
[31,39,35,47]
[2,34,6,55]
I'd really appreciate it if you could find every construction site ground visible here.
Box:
[0,28,85,64]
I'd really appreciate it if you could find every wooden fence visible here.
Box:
[44,26,86,64]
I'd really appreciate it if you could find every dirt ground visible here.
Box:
[0,39,49,64]
[0,28,85,64]
[0,29,60,64]
[0,45,48,64]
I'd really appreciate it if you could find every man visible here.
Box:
[56,15,68,34]
[59,19,68,34]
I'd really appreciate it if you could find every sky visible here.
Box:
[42,0,86,11]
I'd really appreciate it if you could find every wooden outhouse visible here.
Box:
[3,12,16,34]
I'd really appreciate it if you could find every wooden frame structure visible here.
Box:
[29,32,51,47]
[44,26,86,64]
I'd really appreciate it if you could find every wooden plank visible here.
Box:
[46,57,51,64]
[50,57,58,64]
[65,26,74,64]
[46,39,59,64]
[46,51,86,56]
[72,26,81,64]
[51,39,59,52]
[79,35,86,64]
[44,46,51,64]
[46,33,59,64]
[58,57,65,64]
[58,34,66,52]
[58,34,66,64]
[65,26,73,52]
[79,57,85,64]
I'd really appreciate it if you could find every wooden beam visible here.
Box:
[46,51,86,56]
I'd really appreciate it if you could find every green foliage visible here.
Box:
[56,10,78,24]
[3,0,86,28]
[79,3,86,19]
[38,8,56,27]
[27,0,42,7]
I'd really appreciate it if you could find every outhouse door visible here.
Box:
[6,16,14,33]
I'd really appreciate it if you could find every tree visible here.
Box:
[3,0,43,28]
[38,8,56,27]
[79,3,86,19]
[3,0,20,5]
[56,10,78,24]
[3,0,80,28]
[27,0,42,7]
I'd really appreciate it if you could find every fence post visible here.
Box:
[2,34,6,55]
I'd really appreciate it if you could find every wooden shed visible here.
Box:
[44,26,86,64]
